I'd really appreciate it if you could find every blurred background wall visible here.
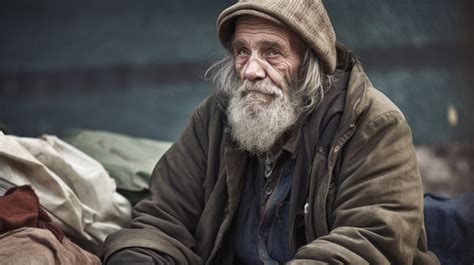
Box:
[0,1,473,193]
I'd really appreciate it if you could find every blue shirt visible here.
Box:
[234,150,296,265]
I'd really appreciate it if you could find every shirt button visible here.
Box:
[265,187,273,195]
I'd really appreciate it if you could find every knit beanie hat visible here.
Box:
[217,0,337,74]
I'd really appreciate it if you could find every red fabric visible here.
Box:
[0,185,64,241]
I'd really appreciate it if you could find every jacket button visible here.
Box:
[265,187,273,195]
[334,145,340,152]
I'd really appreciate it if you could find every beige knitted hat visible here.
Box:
[217,0,337,74]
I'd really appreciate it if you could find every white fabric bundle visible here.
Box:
[0,132,131,254]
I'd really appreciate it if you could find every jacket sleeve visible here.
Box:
[102,104,210,264]
[289,111,426,264]
[106,248,174,264]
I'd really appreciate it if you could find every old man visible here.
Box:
[103,1,439,264]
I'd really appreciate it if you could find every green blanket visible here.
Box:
[63,129,172,205]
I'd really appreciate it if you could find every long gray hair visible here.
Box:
[205,48,329,111]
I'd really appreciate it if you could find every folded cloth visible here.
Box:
[0,132,131,254]
[0,178,14,196]
[63,129,172,205]
[0,227,101,265]
[0,185,64,241]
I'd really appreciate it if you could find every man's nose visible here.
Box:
[243,56,265,81]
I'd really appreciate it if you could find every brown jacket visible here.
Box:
[102,47,439,264]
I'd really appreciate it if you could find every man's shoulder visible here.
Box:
[191,93,221,119]
[189,92,227,132]
[335,44,407,129]
[364,85,405,121]
[349,64,407,128]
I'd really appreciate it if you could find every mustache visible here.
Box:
[237,80,284,99]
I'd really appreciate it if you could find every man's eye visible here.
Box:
[268,49,281,57]
[237,48,249,56]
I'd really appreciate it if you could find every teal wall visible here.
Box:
[1,0,473,143]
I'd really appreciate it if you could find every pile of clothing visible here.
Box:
[0,130,172,263]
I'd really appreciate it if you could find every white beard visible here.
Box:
[227,80,300,154]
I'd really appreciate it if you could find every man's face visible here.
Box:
[232,15,304,96]
[226,16,305,154]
